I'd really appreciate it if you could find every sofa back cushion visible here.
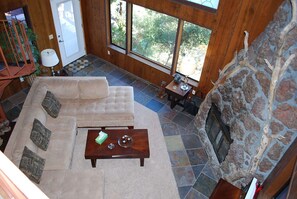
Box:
[79,77,109,99]
[45,78,79,99]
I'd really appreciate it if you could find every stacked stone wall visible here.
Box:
[195,0,297,187]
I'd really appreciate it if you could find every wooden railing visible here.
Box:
[0,20,35,80]
[0,20,37,120]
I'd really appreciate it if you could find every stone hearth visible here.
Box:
[195,0,297,187]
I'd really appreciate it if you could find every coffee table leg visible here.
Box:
[140,158,144,167]
[91,159,97,168]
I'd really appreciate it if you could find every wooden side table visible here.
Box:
[54,68,68,76]
[165,80,192,109]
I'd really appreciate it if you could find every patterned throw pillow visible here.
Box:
[42,91,61,118]
[30,119,51,151]
[19,146,45,184]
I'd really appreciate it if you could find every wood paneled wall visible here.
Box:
[81,0,284,95]
[0,0,285,98]
[0,0,62,99]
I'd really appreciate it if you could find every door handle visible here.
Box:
[59,39,64,43]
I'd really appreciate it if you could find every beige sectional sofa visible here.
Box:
[4,76,134,198]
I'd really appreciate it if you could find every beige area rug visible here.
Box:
[71,102,180,199]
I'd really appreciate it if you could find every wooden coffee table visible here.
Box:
[85,129,150,167]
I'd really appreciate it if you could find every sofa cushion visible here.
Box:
[79,77,109,99]
[27,83,48,106]
[76,86,134,127]
[42,91,61,118]
[30,119,52,151]
[19,146,45,184]
[45,77,79,99]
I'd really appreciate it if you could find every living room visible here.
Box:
[0,0,296,198]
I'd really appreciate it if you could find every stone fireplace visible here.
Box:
[195,0,297,187]
[205,103,232,163]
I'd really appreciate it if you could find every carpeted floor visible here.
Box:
[71,102,180,198]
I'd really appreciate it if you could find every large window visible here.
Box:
[177,21,211,80]
[110,0,126,48]
[132,5,178,68]
[109,1,212,82]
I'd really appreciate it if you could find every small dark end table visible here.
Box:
[85,129,150,167]
[165,80,192,109]
[54,68,68,76]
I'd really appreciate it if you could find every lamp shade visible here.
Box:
[41,49,59,67]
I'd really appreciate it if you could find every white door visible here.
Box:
[50,0,86,66]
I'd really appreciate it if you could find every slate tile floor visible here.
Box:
[1,54,218,198]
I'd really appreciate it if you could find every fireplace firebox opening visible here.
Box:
[205,103,233,163]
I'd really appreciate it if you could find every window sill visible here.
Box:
[107,45,199,87]
[127,53,171,75]
[187,78,199,88]
[108,45,126,54]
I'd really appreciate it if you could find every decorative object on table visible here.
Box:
[108,143,115,150]
[173,73,182,84]
[95,131,108,145]
[118,134,133,148]
[41,49,59,76]
[180,75,189,91]
[178,65,195,91]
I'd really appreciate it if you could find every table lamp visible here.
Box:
[41,49,59,76]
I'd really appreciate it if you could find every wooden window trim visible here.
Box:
[107,0,205,85]
[171,19,184,75]
[126,2,131,53]
[128,53,170,74]
[105,0,111,46]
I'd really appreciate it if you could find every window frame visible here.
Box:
[109,0,127,50]
[130,4,180,69]
[170,0,219,13]
[107,0,213,83]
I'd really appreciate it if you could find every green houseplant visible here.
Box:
[25,27,41,76]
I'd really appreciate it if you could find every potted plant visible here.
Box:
[23,26,42,85]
